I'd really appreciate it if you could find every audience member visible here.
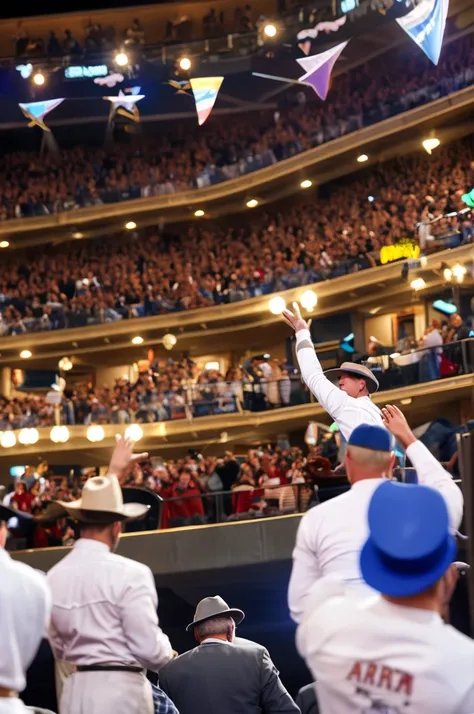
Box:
[296,480,474,713]
[47,437,174,714]
[159,596,300,714]
[288,407,463,623]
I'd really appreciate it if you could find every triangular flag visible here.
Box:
[190,77,224,126]
[396,0,449,66]
[19,98,65,131]
[296,41,348,101]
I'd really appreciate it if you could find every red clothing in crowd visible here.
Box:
[167,482,205,522]
[11,491,34,513]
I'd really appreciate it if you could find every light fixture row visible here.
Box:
[0,422,146,449]
[268,289,318,316]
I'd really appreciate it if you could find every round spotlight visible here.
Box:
[33,71,45,86]
[50,425,70,444]
[452,263,467,283]
[72,232,83,239]
[125,424,143,442]
[131,336,144,345]
[19,428,39,445]
[86,425,105,443]
[268,296,286,315]
[115,52,129,67]
[246,198,259,208]
[410,278,426,291]
[1,431,16,449]
[179,57,192,71]
[0,241,9,248]
[444,268,453,282]
[264,23,277,38]
[300,289,318,311]
[300,179,312,189]
[194,209,205,217]
[58,357,73,371]
[368,195,375,203]
[422,137,440,155]
[162,333,177,350]
[20,350,32,359]
[357,154,368,163]
[125,221,137,230]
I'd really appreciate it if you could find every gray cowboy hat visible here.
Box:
[186,596,245,632]
[324,361,379,394]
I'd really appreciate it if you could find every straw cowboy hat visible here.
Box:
[324,361,379,393]
[51,475,149,524]
[186,596,245,632]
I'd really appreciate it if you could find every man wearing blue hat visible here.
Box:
[297,481,474,714]
[288,406,463,623]
[282,303,383,441]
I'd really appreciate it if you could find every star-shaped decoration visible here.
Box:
[105,86,145,113]
[167,79,191,95]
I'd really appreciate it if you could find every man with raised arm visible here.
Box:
[282,302,383,440]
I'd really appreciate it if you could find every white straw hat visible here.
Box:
[53,475,149,523]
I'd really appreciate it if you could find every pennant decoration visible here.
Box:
[296,41,348,101]
[461,188,474,209]
[396,0,449,66]
[104,86,145,122]
[190,77,224,126]
[19,98,65,132]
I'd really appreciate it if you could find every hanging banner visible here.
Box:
[104,86,145,122]
[190,77,224,126]
[18,98,65,131]
[396,0,449,66]
[296,41,348,101]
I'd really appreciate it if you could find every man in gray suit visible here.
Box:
[159,596,300,714]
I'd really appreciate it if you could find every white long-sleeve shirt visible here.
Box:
[288,440,463,623]
[295,328,383,440]
[0,547,51,694]
[47,538,173,672]
[297,578,474,714]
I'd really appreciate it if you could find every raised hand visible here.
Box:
[381,404,416,448]
[108,435,149,477]
[282,302,310,334]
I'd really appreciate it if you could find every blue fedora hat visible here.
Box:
[360,481,456,597]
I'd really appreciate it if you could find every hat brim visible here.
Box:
[0,505,33,521]
[324,367,379,393]
[186,608,245,632]
[51,499,149,523]
[360,533,456,597]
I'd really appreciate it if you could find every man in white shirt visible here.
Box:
[47,437,174,714]
[288,406,463,623]
[297,480,474,714]
[283,302,383,440]
[0,505,51,714]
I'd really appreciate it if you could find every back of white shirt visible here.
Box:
[297,580,474,714]
[47,538,172,672]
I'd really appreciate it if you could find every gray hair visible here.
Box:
[196,615,234,641]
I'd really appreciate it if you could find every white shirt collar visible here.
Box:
[200,638,231,645]
[73,538,110,553]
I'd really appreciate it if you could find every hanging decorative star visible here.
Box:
[104,86,145,121]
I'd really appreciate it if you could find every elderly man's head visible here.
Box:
[344,424,395,484]
[194,615,235,644]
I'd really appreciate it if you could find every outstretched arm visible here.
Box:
[382,405,463,529]
[282,303,349,420]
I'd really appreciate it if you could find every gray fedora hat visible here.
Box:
[324,361,379,394]
[186,596,245,632]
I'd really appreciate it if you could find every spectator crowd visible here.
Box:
[0,134,472,336]
[1,33,473,220]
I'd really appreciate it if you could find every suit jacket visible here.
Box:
[159,640,300,714]
[295,684,319,714]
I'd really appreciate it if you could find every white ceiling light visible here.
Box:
[86,425,105,443]
[422,137,440,154]
[268,296,286,315]
[125,424,143,442]
[1,431,16,448]
[410,278,426,291]
[50,425,70,444]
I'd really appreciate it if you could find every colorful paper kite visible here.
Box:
[104,86,145,122]
[19,98,65,132]
[190,77,224,126]
[296,41,348,101]
[396,0,449,66]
